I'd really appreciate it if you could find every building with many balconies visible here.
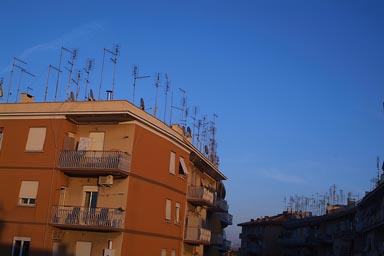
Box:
[0,95,231,256]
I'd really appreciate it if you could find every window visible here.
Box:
[82,186,98,208]
[179,157,189,175]
[19,181,39,206]
[11,237,30,256]
[25,127,46,151]
[171,249,176,256]
[161,249,167,256]
[169,152,175,175]
[175,202,180,224]
[165,199,171,221]
[0,127,3,150]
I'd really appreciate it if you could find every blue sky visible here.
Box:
[2,0,384,245]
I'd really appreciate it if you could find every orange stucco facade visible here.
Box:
[0,99,230,256]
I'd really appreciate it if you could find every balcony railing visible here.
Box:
[210,197,229,212]
[187,186,214,206]
[59,150,131,177]
[211,233,231,251]
[216,212,233,226]
[51,206,124,231]
[184,226,211,244]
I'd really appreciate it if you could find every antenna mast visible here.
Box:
[44,65,60,102]
[14,64,35,103]
[154,73,160,117]
[83,59,94,100]
[164,73,170,123]
[98,45,119,100]
[6,57,27,103]
[132,65,150,105]
[62,47,78,100]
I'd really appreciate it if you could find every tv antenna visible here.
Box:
[53,47,76,101]
[83,59,94,100]
[132,65,150,104]
[170,88,187,126]
[64,48,78,100]
[163,73,170,123]
[191,106,199,143]
[98,45,119,100]
[44,65,61,102]
[6,57,28,103]
[154,73,160,117]
[73,70,81,101]
[14,64,35,103]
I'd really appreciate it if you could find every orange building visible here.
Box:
[0,95,231,256]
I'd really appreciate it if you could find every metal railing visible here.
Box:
[59,150,131,172]
[51,206,124,228]
[214,197,229,212]
[184,226,211,244]
[216,212,233,225]
[187,186,214,205]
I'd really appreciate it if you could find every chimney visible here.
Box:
[20,93,34,103]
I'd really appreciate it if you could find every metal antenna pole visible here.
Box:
[98,48,106,100]
[6,59,16,103]
[44,65,51,102]
[7,57,27,103]
[83,59,94,100]
[164,74,170,123]
[54,48,63,101]
[14,67,35,103]
[169,90,173,124]
[133,65,137,103]
[65,48,77,100]
[132,65,150,105]
[74,71,81,101]
[111,55,117,100]
[154,73,160,117]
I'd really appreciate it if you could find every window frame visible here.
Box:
[11,236,31,256]
[18,181,39,206]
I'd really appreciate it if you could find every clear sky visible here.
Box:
[1,0,384,246]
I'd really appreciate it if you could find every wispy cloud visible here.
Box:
[1,21,105,74]
[260,169,307,184]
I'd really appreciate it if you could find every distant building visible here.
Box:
[0,95,231,256]
[238,211,311,256]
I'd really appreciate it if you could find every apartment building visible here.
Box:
[0,94,230,256]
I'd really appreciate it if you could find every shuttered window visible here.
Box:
[169,152,175,175]
[165,199,171,221]
[19,181,39,206]
[25,127,46,151]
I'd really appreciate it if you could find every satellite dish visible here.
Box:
[89,89,95,101]
[69,91,75,102]
[204,145,209,155]
[140,98,145,110]
[186,126,192,137]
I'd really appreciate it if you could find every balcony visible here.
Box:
[215,212,233,226]
[187,186,214,206]
[59,150,131,178]
[50,206,124,231]
[184,226,211,244]
[211,233,231,251]
[209,196,229,212]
